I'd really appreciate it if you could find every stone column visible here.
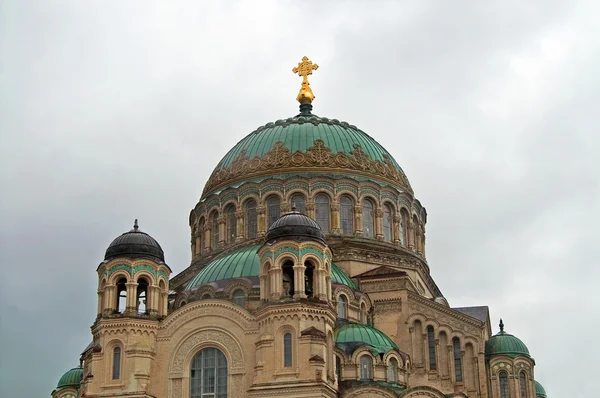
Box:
[195,235,202,255]
[306,200,315,219]
[149,285,159,316]
[375,207,384,240]
[393,214,401,246]
[104,284,115,313]
[354,205,363,236]
[293,263,306,299]
[257,206,266,238]
[236,209,244,242]
[97,289,104,316]
[331,202,341,234]
[218,214,226,247]
[125,281,138,314]
[259,273,268,301]
[408,222,415,251]
[203,224,211,253]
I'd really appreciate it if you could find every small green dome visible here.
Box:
[186,244,356,290]
[56,366,83,389]
[335,323,398,355]
[535,381,547,397]
[485,320,530,358]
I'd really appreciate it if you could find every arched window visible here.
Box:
[226,204,236,244]
[400,210,408,247]
[427,325,436,370]
[337,295,347,319]
[360,303,367,324]
[383,204,393,242]
[315,194,330,233]
[388,357,398,382]
[245,200,257,239]
[304,261,314,297]
[362,199,374,238]
[112,346,121,380]
[116,277,127,313]
[136,277,148,314]
[282,260,294,297]
[290,193,305,214]
[190,348,228,398]
[232,289,245,307]
[519,371,528,398]
[453,337,462,382]
[359,355,372,380]
[340,195,354,235]
[267,196,280,228]
[197,219,205,254]
[336,355,342,381]
[412,215,419,247]
[211,211,219,249]
[499,371,509,398]
[283,332,293,367]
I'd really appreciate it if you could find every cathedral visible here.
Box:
[51,57,548,398]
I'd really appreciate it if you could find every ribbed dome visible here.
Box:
[202,113,411,196]
[56,366,83,389]
[335,323,398,355]
[485,320,530,358]
[265,211,325,243]
[535,381,547,397]
[104,220,165,262]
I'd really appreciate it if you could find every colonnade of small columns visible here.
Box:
[97,277,168,318]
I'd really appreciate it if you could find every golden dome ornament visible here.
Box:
[292,56,319,107]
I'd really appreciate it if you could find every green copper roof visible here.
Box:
[485,320,530,358]
[56,366,83,389]
[335,323,398,355]
[535,381,547,397]
[186,244,356,290]
[215,116,403,172]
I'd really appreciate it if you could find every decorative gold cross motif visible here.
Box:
[292,56,319,105]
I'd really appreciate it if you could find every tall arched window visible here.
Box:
[211,211,219,249]
[116,277,127,313]
[387,357,398,382]
[315,194,330,233]
[453,337,462,382]
[112,346,121,380]
[519,372,528,398]
[362,199,374,238]
[190,348,228,398]
[245,200,257,239]
[340,195,354,235]
[225,204,236,244]
[336,355,342,381]
[337,295,347,319]
[427,326,436,370]
[267,196,280,228]
[290,193,305,214]
[499,371,509,398]
[232,289,245,307]
[283,333,293,367]
[359,355,372,380]
[136,277,148,314]
[360,303,367,324]
[400,210,408,247]
[383,204,393,242]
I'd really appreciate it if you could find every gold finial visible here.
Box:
[292,56,319,105]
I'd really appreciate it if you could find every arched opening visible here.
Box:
[210,211,219,250]
[412,215,419,248]
[245,199,257,239]
[427,325,436,370]
[519,371,528,398]
[452,337,462,382]
[362,199,375,238]
[116,277,127,313]
[400,209,408,247]
[136,277,149,314]
[359,355,372,380]
[266,196,280,228]
[499,371,509,398]
[337,295,347,319]
[225,204,236,245]
[383,203,393,242]
[340,195,354,235]
[388,357,398,382]
[413,320,423,364]
[190,348,228,398]
[304,260,314,297]
[290,193,305,214]
[112,346,121,380]
[335,355,342,382]
[359,303,367,324]
[232,289,245,307]
[282,260,294,297]
[201,293,212,299]
[315,193,330,233]
[197,219,205,254]
[283,332,292,367]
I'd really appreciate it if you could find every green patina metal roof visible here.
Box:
[215,116,403,172]
[186,244,357,290]
[335,323,398,355]
[535,381,547,397]
[485,321,530,358]
[56,366,83,389]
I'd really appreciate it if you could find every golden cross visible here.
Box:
[292,56,319,83]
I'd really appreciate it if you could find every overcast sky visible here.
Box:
[1,1,598,397]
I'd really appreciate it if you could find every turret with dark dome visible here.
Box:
[265,209,326,244]
[104,219,165,263]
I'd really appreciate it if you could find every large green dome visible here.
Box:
[535,381,547,397]
[56,366,83,390]
[485,320,530,358]
[202,114,411,196]
[186,244,356,290]
[335,323,398,355]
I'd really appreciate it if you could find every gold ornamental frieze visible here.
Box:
[202,139,412,196]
